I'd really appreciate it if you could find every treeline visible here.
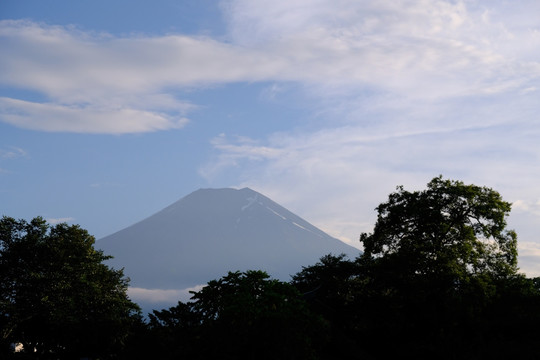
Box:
[135,258,540,360]
[3,177,540,359]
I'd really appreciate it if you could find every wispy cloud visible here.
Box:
[195,1,540,262]
[0,146,27,174]
[202,120,540,261]
[47,217,75,225]
[0,146,26,159]
[513,199,540,218]
[223,0,540,97]
[199,134,284,180]
[1,1,539,133]
[0,97,189,134]
[517,242,540,277]
[128,284,204,304]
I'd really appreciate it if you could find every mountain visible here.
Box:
[98,187,360,292]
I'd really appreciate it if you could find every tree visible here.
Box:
[291,254,367,359]
[286,178,540,359]
[148,270,326,360]
[356,177,532,358]
[0,216,139,358]
[360,176,518,284]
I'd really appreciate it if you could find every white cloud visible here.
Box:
[259,83,285,101]
[47,217,75,224]
[223,0,540,98]
[128,284,205,304]
[0,97,189,134]
[203,116,540,265]
[517,242,540,277]
[199,134,284,180]
[1,1,540,133]
[194,2,540,263]
[513,199,540,217]
[1,1,540,275]
[0,20,274,133]
[0,146,26,159]
[0,146,26,175]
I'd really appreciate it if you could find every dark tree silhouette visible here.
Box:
[292,177,540,359]
[360,176,518,281]
[148,270,326,360]
[0,216,139,359]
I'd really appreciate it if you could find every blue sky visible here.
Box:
[1,0,540,278]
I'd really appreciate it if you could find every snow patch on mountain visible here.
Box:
[241,194,259,211]
[292,221,324,238]
[266,206,287,220]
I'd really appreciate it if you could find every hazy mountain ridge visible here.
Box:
[98,187,360,292]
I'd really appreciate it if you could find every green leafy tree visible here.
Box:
[0,216,139,358]
[355,177,534,358]
[360,176,518,284]
[291,254,366,359]
[291,177,540,359]
[149,270,326,360]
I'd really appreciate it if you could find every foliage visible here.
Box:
[4,177,538,359]
[360,176,518,281]
[292,177,540,359]
[291,254,367,359]
[0,216,139,359]
[148,270,326,360]
[354,177,539,358]
[138,177,540,359]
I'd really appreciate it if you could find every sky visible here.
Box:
[1,0,540,277]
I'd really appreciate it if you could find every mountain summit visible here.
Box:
[98,188,359,291]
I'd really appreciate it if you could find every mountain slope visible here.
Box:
[98,188,360,290]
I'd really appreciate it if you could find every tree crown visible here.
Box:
[359,176,518,280]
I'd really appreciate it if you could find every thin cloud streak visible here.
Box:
[0,97,189,134]
[0,146,26,159]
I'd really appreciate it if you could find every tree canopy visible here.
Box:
[4,177,539,359]
[360,176,518,281]
[292,177,540,359]
[147,270,326,360]
[0,216,139,358]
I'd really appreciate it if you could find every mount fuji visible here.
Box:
[98,188,360,308]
